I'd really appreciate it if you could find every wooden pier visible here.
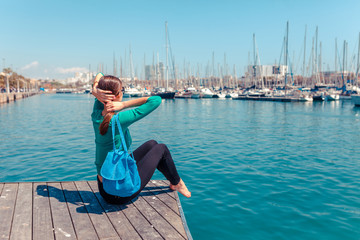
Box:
[0,180,192,240]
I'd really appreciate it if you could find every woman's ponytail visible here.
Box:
[96,75,122,135]
[99,112,115,135]
[98,75,122,135]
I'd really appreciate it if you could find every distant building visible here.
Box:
[144,63,164,81]
[65,72,94,84]
[246,65,288,78]
[145,65,155,80]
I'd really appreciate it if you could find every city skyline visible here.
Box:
[1,0,360,80]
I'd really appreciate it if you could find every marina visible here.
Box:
[1,94,360,239]
[0,180,191,240]
[2,1,360,239]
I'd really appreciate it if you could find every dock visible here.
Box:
[233,96,302,102]
[0,92,38,104]
[0,180,192,240]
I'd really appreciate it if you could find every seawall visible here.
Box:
[0,92,39,104]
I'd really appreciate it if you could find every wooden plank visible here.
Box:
[33,183,54,240]
[172,192,193,240]
[119,198,163,240]
[140,188,187,238]
[152,181,192,240]
[47,182,77,240]
[132,195,185,239]
[10,182,32,240]
[74,181,119,240]
[61,182,99,240]
[0,183,18,240]
[152,180,177,200]
[0,183,4,195]
[87,181,142,240]
[0,180,191,240]
[145,181,180,215]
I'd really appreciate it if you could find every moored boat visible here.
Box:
[312,93,325,101]
[200,88,214,98]
[152,91,175,99]
[326,94,340,101]
[213,92,226,98]
[123,87,143,98]
[151,87,175,99]
[299,94,313,102]
[351,94,360,106]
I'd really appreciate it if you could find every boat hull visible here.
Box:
[201,94,213,98]
[312,95,325,101]
[351,95,360,106]
[326,95,340,101]
[191,93,200,99]
[152,92,175,99]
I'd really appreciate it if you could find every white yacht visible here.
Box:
[186,87,200,99]
[299,94,313,102]
[124,87,143,98]
[200,88,214,98]
[326,94,340,101]
[214,92,226,98]
[325,90,340,101]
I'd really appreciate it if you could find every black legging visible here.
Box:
[97,140,181,204]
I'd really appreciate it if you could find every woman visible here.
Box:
[92,73,191,204]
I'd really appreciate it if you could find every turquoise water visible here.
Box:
[1,94,360,239]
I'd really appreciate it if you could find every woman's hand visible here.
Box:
[105,101,125,112]
[92,72,115,103]
[92,87,115,104]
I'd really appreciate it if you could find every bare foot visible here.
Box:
[169,184,176,191]
[170,179,191,198]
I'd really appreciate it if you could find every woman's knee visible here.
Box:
[157,143,169,152]
[146,139,158,147]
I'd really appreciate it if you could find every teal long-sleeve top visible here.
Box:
[91,96,162,174]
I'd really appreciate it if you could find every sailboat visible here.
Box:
[326,90,340,101]
[200,88,215,98]
[152,22,175,99]
[351,33,360,106]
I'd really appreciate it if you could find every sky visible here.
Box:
[1,0,360,80]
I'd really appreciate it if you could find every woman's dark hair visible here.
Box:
[98,75,122,135]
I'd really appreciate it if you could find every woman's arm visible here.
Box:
[92,73,115,103]
[105,97,150,112]
[117,96,162,128]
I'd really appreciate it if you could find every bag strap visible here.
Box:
[114,115,128,152]
[111,116,117,152]
[111,114,135,159]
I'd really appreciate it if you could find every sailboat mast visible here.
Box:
[319,42,322,84]
[335,38,338,73]
[303,25,307,77]
[315,26,318,84]
[233,64,237,89]
[120,57,123,79]
[113,52,116,76]
[224,53,227,88]
[157,52,160,88]
[285,21,289,96]
[343,40,346,87]
[129,45,134,83]
[212,52,215,77]
[357,33,360,87]
[253,33,257,88]
[165,21,169,90]
[253,34,256,66]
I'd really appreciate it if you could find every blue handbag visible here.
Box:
[100,114,141,197]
